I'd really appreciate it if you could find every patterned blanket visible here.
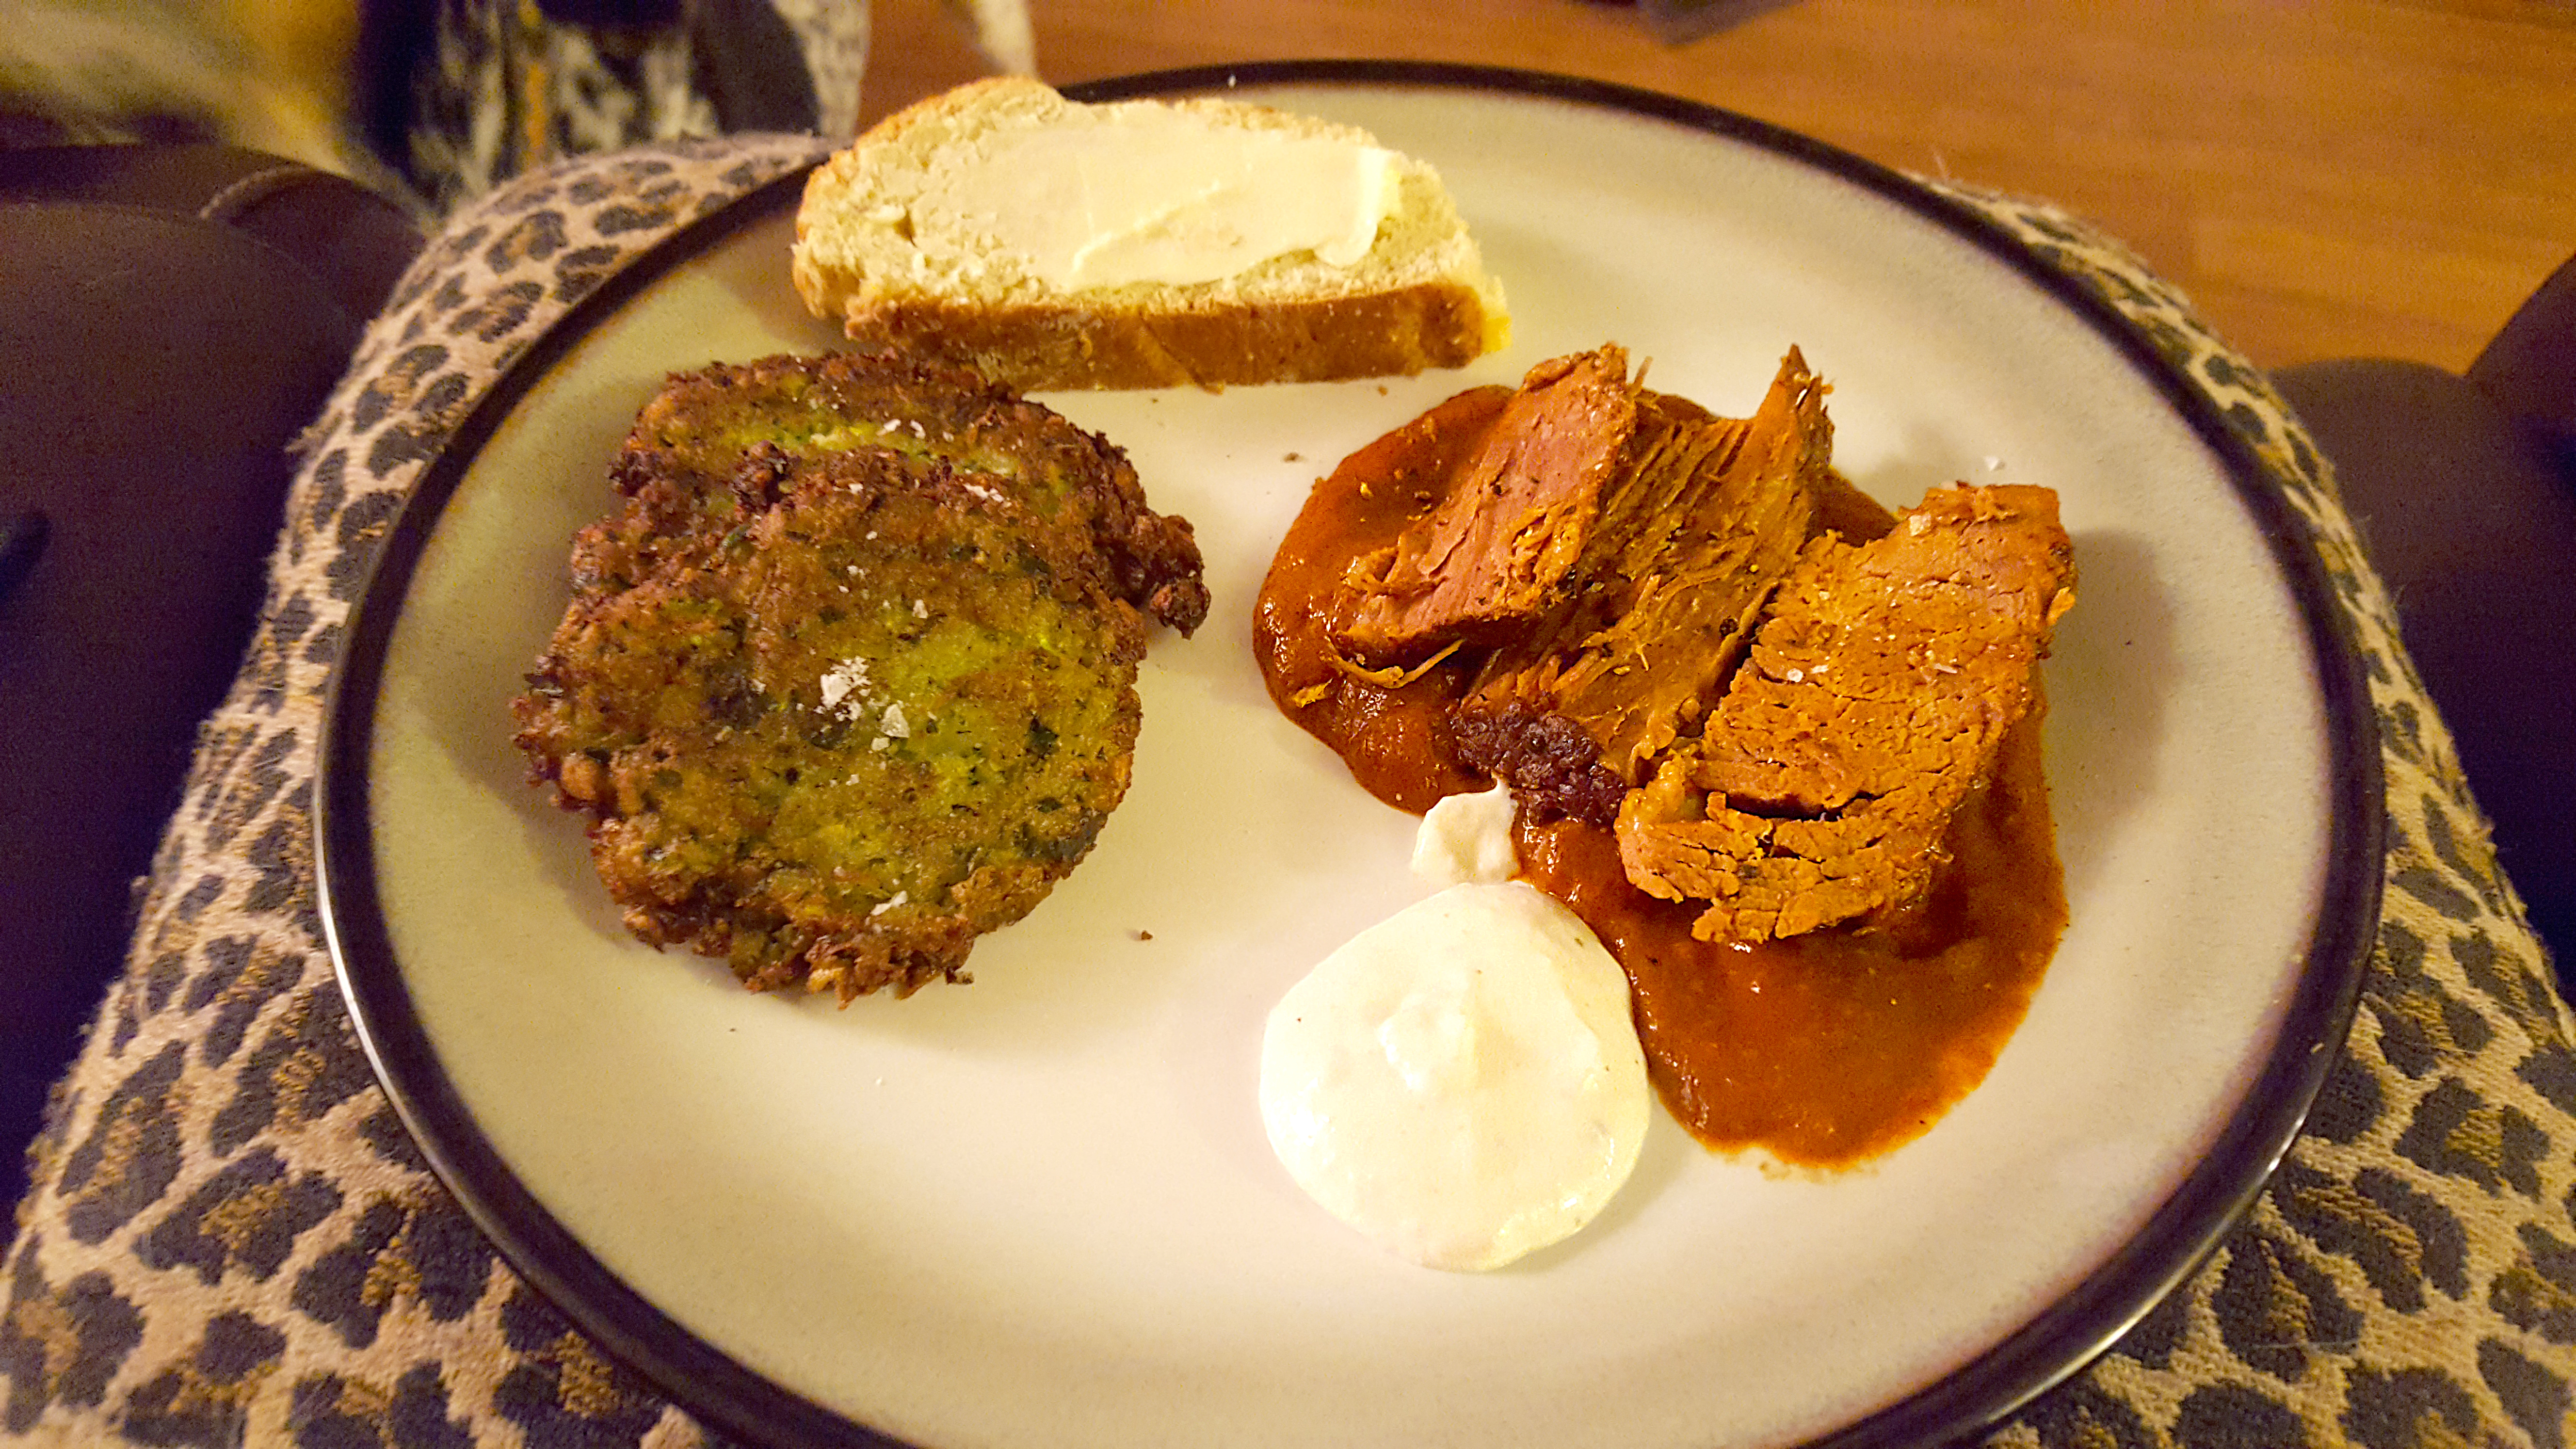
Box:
[5,133,2571,1449]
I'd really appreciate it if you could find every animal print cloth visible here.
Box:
[394,0,860,217]
[391,0,1025,218]
[4,137,2571,1448]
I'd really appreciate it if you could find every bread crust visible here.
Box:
[790,78,1509,391]
[821,280,1501,391]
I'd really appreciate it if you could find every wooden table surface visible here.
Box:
[859,0,2576,376]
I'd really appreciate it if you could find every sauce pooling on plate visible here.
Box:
[1255,382,2068,1169]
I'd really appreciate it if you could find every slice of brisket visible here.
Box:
[1614,484,2076,941]
[1455,351,1839,821]
[1326,346,1639,663]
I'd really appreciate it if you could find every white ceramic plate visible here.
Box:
[321,64,2380,1449]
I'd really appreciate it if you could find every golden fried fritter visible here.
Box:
[513,354,1204,1000]
[570,349,1208,633]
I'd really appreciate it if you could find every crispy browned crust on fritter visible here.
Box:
[569,349,1208,634]
[513,358,1203,1001]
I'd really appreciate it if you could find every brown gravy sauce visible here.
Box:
[1254,385,2068,1170]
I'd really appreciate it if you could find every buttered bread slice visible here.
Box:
[790,77,1510,390]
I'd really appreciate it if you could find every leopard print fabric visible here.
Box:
[3,140,2570,1449]
[391,0,1017,218]
[0,135,827,1449]
[403,0,728,216]
[1931,185,2576,1449]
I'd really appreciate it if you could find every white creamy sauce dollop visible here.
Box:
[1259,869,1650,1272]
[1409,779,1519,888]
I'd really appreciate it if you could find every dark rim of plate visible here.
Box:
[318,58,2384,1449]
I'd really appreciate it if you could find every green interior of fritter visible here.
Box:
[632,364,1092,511]
[677,412,1025,484]
[531,476,1141,982]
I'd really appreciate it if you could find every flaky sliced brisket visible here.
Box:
[1326,346,1639,661]
[1305,342,2075,939]
[1614,484,2076,942]
[1454,353,1838,820]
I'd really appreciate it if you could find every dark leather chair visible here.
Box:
[0,145,422,1211]
[2273,257,2576,987]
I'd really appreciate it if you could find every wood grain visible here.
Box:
[856,0,2576,372]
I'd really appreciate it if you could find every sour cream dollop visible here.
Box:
[1409,779,1519,888]
[1259,878,1650,1271]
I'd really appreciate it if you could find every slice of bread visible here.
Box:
[790,77,1510,390]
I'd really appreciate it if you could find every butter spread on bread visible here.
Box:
[930,106,1399,289]
[791,77,1509,390]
